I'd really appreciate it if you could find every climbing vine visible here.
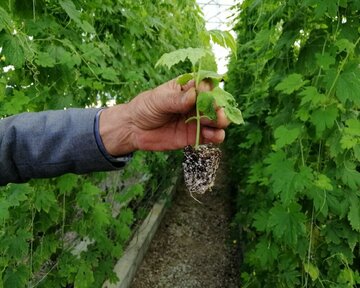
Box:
[226,0,360,287]
[0,0,207,287]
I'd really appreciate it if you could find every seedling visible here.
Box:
[156,30,244,199]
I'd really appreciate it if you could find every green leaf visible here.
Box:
[177,73,194,85]
[335,38,355,53]
[305,0,338,18]
[196,87,239,123]
[340,161,360,190]
[92,203,110,228]
[252,237,279,268]
[264,151,297,205]
[304,263,320,281]
[57,174,78,195]
[253,211,269,232]
[314,174,333,191]
[34,189,57,213]
[76,182,101,212]
[197,91,217,120]
[35,52,56,67]
[299,86,327,107]
[3,90,30,115]
[208,29,237,56]
[7,184,31,207]
[116,184,144,204]
[0,8,12,33]
[74,262,95,288]
[0,34,25,68]
[268,203,306,246]
[101,67,119,82]
[348,193,360,232]
[310,105,338,136]
[315,52,335,70]
[6,229,31,259]
[225,106,244,125]
[3,265,28,288]
[118,208,133,225]
[274,125,301,149]
[341,119,360,149]
[0,201,10,222]
[336,64,360,107]
[59,0,95,34]
[196,70,224,85]
[275,74,309,94]
[212,87,235,107]
[155,48,212,69]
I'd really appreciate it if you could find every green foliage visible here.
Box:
[0,0,207,286]
[226,0,360,287]
[156,33,243,148]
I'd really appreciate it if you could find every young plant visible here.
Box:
[156,30,243,198]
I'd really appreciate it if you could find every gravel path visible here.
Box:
[131,162,239,288]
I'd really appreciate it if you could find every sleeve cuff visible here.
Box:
[94,108,133,168]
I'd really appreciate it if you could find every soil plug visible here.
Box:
[182,144,221,201]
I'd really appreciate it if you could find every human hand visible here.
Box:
[99,78,230,156]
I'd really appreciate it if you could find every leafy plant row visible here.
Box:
[226,0,360,287]
[0,0,208,287]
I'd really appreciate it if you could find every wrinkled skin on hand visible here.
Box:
[99,78,230,156]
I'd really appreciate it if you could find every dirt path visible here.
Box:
[131,161,239,288]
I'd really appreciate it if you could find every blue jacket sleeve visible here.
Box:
[0,108,127,185]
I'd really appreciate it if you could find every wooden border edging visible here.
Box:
[102,173,179,288]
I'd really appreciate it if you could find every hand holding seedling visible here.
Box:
[99,78,229,156]
[154,30,244,197]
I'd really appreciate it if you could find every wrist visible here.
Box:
[98,103,137,156]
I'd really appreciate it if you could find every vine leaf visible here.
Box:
[196,88,244,125]
[76,182,101,212]
[0,8,12,32]
[268,203,306,246]
[336,64,360,107]
[34,189,57,213]
[59,0,95,34]
[3,265,28,288]
[197,91,217,120]
[208,29,237,56]
[57,174,78,195]
[0,34,25,68]
[310,105,338,136]
[3,90,30,115]
[75,262,95,288]
[275,73,309,94]
[304,263,320,281]
[315,52,335,70]
[299,86,327,107]
[224,106,244,125]
[0,201,10,222]
[264,151,297,205]
[348,193,360,232]
[155,47,212,69]
[253,237,279,268]
[340,161,360,190]
[7,184,31,207]
[340,119,360,149]
[273,125,301,149]
[177,71,225,86]
[92,203,111,228]
[177,73,194,85]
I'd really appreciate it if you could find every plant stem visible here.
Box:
[194,60,202,149]
[195,103,201,150]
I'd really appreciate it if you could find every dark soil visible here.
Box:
[131,160,240,288]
